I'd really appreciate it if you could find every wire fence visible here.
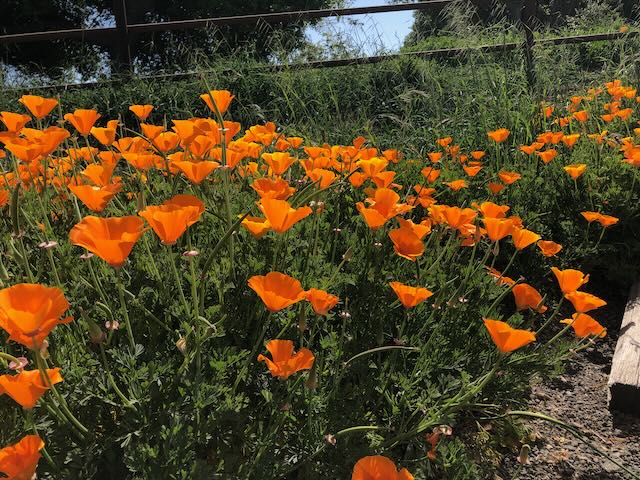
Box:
[1,0,637,91]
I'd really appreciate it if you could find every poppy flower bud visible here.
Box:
[86,317,105,344]
[182,250,199,257]
[518,444,531,465]
[39,340,50,360]
[339,311,351,320]
[324,434,337,446]
[342,248,353,262]
[80,252,94,260]
[309,201,317,208]
[176,336,187,354]
[8,357,28,371]
[105,320,120,331]
[374,242,382,248]
[38,241,58,250]
[305,365,317,390]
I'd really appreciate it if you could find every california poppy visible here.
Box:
[251,177,296,200]
[248,272,306,312]
[483,217,514,242]
[551,267,589,295]
[564,291,607,313]
[444,179,467,191]
[512,284,547,313]
[487,128,510,143]
[0,284,72,349]
[352,455,414,480]
[427,152,443,163]
[488,182,505,195]
[389,224,424,262]
[564,164,587,179]
[261,152,296,176]
[478,202,509,219]
[486,267,516,287]
[581,211,619,227]
[536,149,558,164]
[129,104,154,121]
[258,198,312,234]
[172,159,220,184]
[0,369,63,409]
[63,109,101,136]
[305,288,339,316]
[19,95,58,119]
[562,134,581,148]
[421,166,441,183]
[441,206,477,230]
[483,318,536,353]
[90,127,116,146]
[241,216,271,239]
[69,216,146,267]
[139,195,205,246]
[389,282,433,308]
[537,240,562,257]
[257,339,314,379]
[69,183,121,213]
[511,227,540,250]
[436,137,453,148]
[356,188,413,230]
[498,171,521,185]
[200,90,234,114]
[573,110,589,122]
[0,112,31,133]
[0,435,44,480]
[561,313,606,338]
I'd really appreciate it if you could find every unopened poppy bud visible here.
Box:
[374,241,382,248]
[39,340,50,360]
[342,248,353,262]
[333,228,342,233]
[305,365,317,390]
[324,434,337,446]
[338,311,351,320]
[309,201,317,208]
[176,336,187,354]
[86,317,105,344]
[38,240,58,250]
[518,444,531,465]
[80,252,94,260]
[105,320,120,331]
[182,250,199,257]
[8,357,28,371]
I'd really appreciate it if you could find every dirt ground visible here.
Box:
[500,300,640,480]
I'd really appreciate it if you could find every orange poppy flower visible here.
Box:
[486,267,516,287]
[488,182,505,195]
[0,189,8,208]
[69,183,121,213]
[471,150,486,160]
[487,128,510,143]
[90,127,116,146]
[562,133,581,148]
[173,160,220,184]
[560,313,606,338]
[511,227,540,250]
[139,195,205,245]
[551,267,589,295]
[0,369,63,409]
[389,282,433,308]
[427,152,443,163]
[258,198,312,234]
[483,319,536,353]
[63,109,101,136]
[572,110,589,122]
[305,288,339,316]
[0,435,44,480]
[248,272,306,312]
[536,149,558,164]
[241,216,271,239]
[308,168,337,188]
[251,177,295,200]
[389,224,424,262]
[444,179,467,191]
[0,112,31,133]
[463,165,483,177]
[19,95,58,119]
[564,291,607,313]
[200,90,234,114]
[441,206,477,230]
[483,217,514,242]
[537,240,562,257]
[129,104,154,121]
[564,164,587,179]
[519,143,544,155]
[421,166,441,183]
[436,137,453,147]
[356,188,413,230]
[498,171,521,185]
[261,152,296,176]
[580,211,619,227]
[512,284,547,313]
[478,201,509,219]
[0,284,72,349]
[257,339,314,379]
[152,132,180,153]
[140,123,164,140]
[69,216,147,267]
[352,455,414,480]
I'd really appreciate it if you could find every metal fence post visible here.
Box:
[521,0,537,92]
[113,0,132,74]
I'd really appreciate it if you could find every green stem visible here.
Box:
[115,268,137,351]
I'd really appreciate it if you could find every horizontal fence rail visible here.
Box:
[1,0,638,92]
[0,1,449,45]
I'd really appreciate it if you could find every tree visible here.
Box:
[0,0,341,79]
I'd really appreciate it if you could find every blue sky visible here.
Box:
[306,0,415,53]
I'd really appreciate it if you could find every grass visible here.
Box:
[0,16,639,480]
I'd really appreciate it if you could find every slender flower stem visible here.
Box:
[99,345,137,411]
[115,268,137,351]
[25,410,58,472]
[167,246,190,316]
[535,297,564,336]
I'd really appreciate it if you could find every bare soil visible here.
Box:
[500,300,640,480]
